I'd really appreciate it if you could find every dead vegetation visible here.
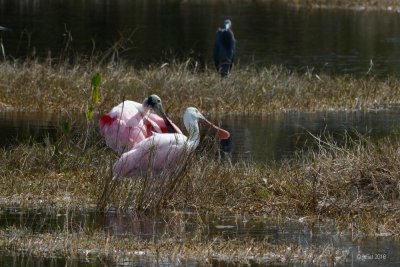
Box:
[0,122,399,236]
[1,60,400,116]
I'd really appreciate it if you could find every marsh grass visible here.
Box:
[98,136,221,212]
[1,56,400,263]
[0,226,349,265]
[102,132,400,235]
[1,59,400,114]
[1,122,399,235]
[0,120,399,264]
[281,0,400,11]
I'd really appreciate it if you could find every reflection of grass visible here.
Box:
[1,60,400,114]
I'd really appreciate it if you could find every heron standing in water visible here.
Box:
[213,19,236,77]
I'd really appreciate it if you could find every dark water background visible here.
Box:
[2,0,400,75]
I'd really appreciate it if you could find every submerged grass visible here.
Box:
[1,59,400,115]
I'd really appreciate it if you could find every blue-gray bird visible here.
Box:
[213,19,236,77]
[0,26,10,32]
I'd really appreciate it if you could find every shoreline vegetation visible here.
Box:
[1,60,400,115]
[280,0,400,12]
[1,58,400,264]
[1,125,399,264]
[0,226,349,265]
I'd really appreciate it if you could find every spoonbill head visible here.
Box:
[183,107,230,142]
[146,94,181,134]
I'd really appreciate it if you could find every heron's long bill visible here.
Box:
[202,118,230,140]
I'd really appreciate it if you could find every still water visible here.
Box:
[2,109,400,163]
[2,0,400,75]
[0,208,399,266]
[223,109,400,162]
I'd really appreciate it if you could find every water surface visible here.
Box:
[1,207,399,266]
[2,109,400,163]
[221,109,400,162]
[1,0,400,75]
[0,110,58,148]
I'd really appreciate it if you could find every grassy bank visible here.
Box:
[281,0,400,11]
[0,227,348,265]
[0,124,399,235]
[0,127,398,263]
[1,60,400,115]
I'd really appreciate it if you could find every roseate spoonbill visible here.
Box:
[99,95,181,155]
[213,19,236,77]
[113,107,230,178]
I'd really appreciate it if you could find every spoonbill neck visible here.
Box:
[185,121,201,150]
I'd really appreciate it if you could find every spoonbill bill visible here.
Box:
[99,95,181,155]
[113,107,230,178]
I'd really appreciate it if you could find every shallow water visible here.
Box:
[2,0,400,76]
[0,110,59,148]
[0,207,399,266]
[2,109,400,163]
[221,108,400,162]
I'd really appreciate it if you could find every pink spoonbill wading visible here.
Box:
[113,107,230,178]
[99,95,181,155]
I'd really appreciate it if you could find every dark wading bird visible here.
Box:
[213,19,236,77]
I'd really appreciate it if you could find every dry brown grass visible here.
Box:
[281,0,400,11]
[0,125,399,235]
[0,226,348,265]
[1,60,400,116]
[0,120,398,264]
[1,4,399,263]
[168,134,400,235]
